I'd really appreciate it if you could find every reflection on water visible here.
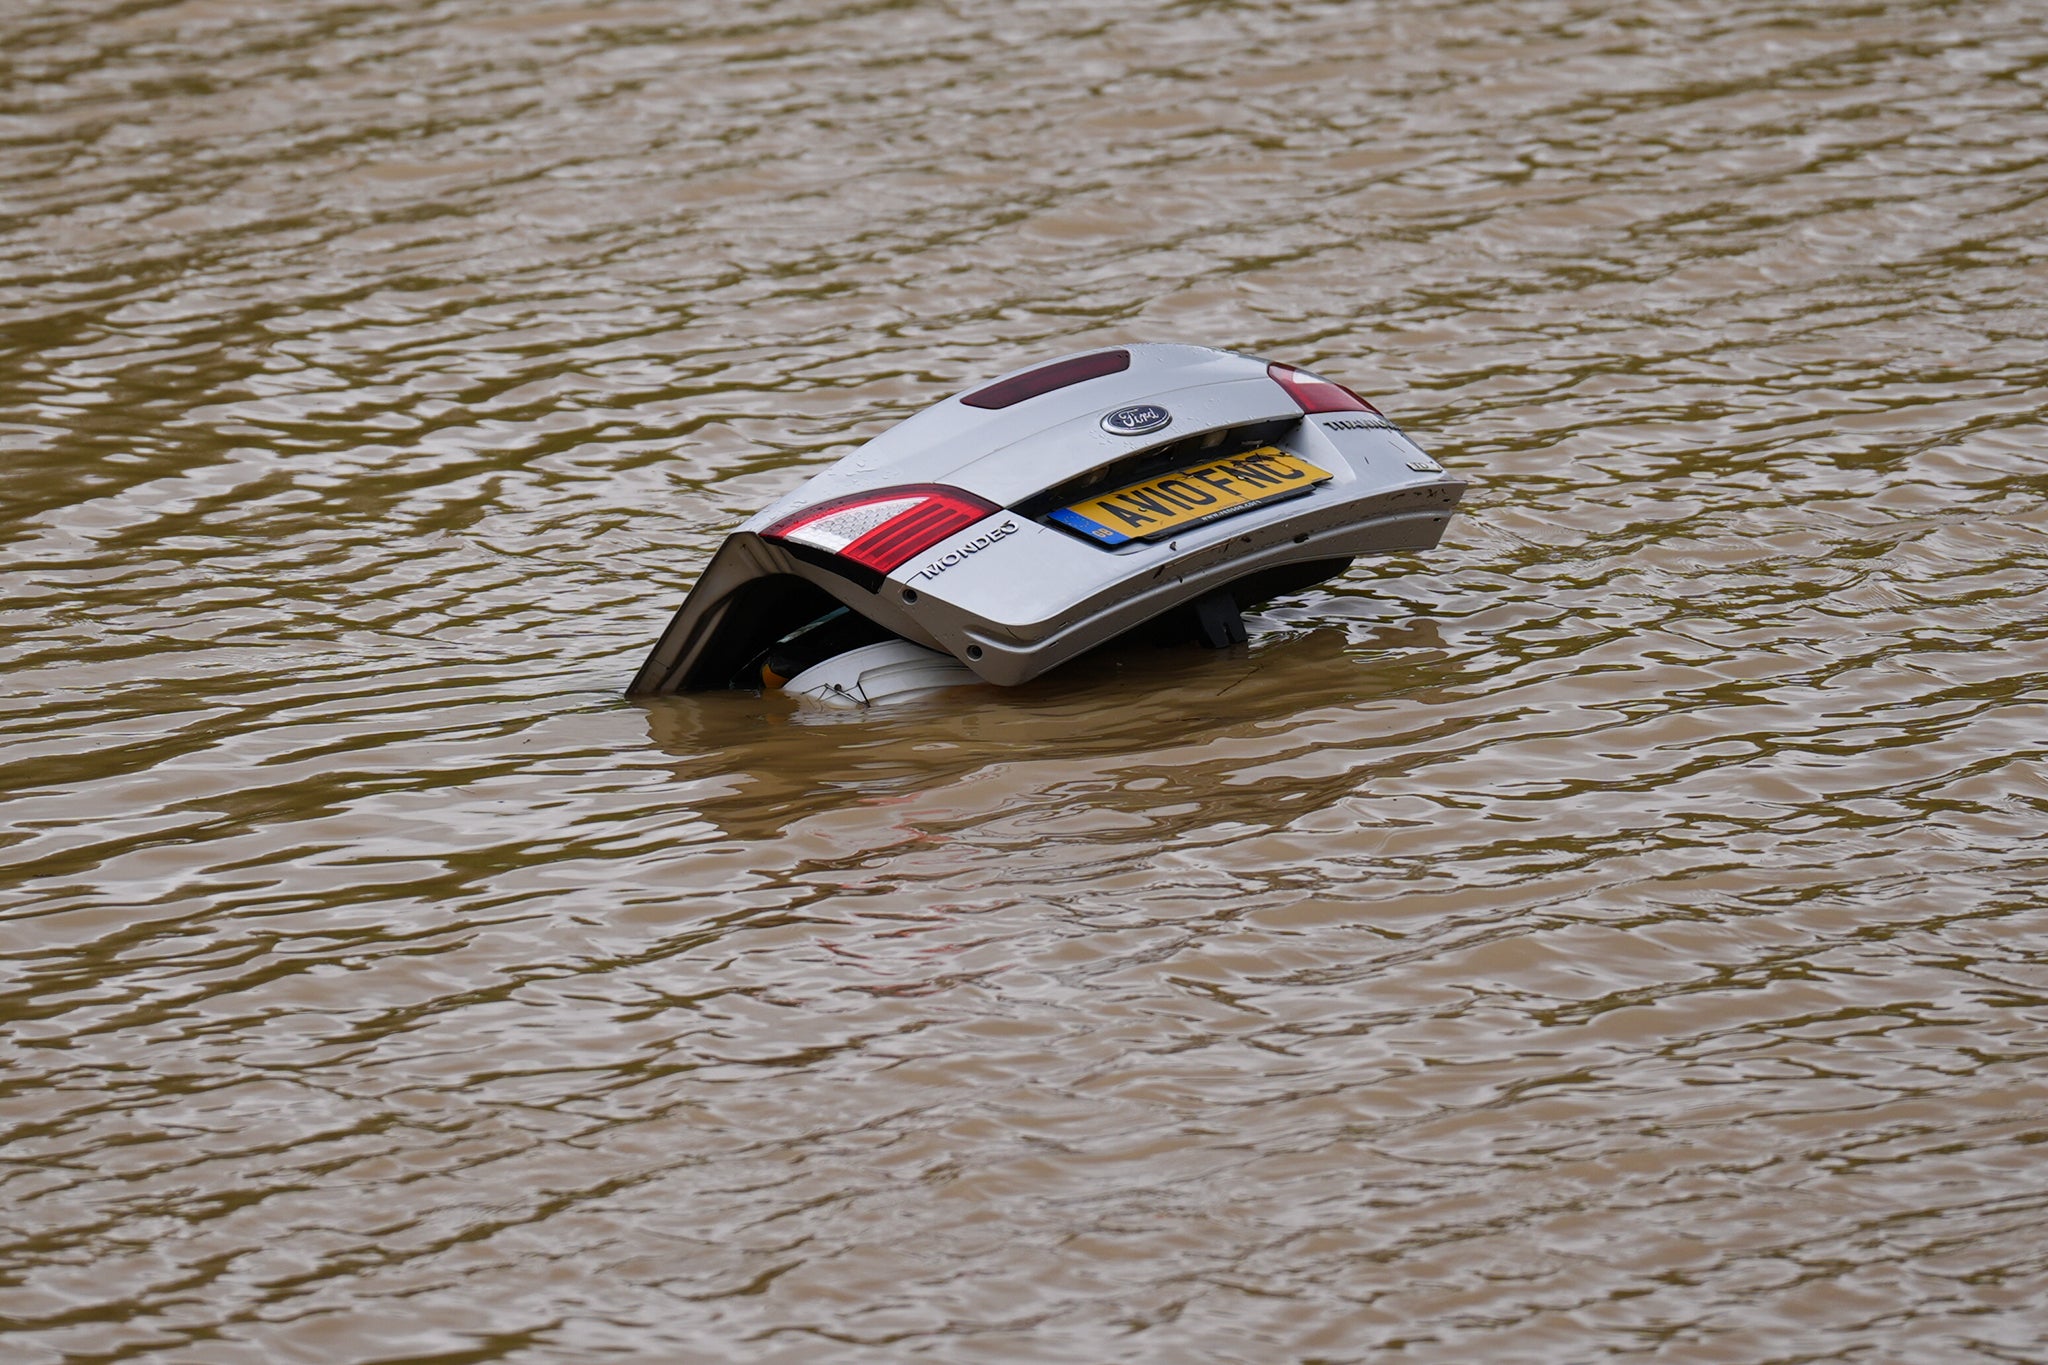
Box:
[4,0,2047,1360]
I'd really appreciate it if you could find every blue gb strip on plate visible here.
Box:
[1047,507,1132,546]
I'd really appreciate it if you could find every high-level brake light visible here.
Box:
[961,350,1131,409]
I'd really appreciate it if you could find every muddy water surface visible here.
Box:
[4,1,2047,1360]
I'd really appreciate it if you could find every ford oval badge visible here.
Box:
[1100,403,1171,436]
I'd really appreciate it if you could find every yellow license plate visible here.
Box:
[1048,446,1332,546]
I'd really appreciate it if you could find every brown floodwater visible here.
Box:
[4,1,2047,1360]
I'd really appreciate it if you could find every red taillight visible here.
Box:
[764,485,999,574]
[1268,361,1381,415]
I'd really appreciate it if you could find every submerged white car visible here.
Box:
[629,343,1463,704]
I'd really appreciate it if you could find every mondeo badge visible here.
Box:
[1100,403,1171,436]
